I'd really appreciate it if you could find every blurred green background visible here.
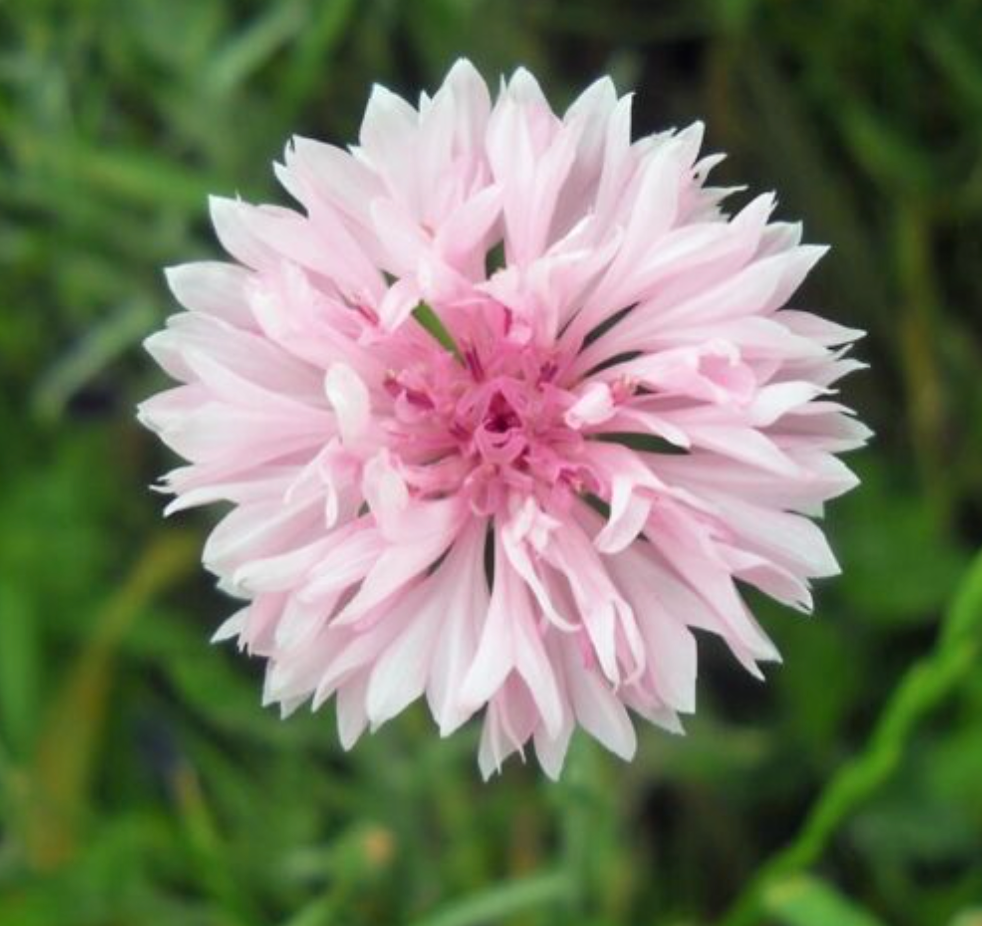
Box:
[2,1,982,924]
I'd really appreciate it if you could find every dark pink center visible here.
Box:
[384,313,599,515]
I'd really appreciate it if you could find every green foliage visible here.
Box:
[763,875,888,926]
[1,1,981,925]
[413,303,464,362]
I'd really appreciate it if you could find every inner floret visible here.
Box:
[382,304,601,515]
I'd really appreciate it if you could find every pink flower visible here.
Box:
[139,60,867,778]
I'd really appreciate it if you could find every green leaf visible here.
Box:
[582,305,634,349]
[280,0,360,114]
[837,102,936,195]
[923,21,982,116]
[835,460,970,625]
[409,871,572,926]
[412,302,462,361]
[32,300,156,421]
[0,584,39,758]
[582,493,610,518]
[205,0,306,96]
[948,910,982,926]
[764,875,888,926]
[483,241,506,277]
[9,127,219,210]
[592,432,688,455]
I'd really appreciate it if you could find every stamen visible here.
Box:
[403,387,434,409]
[383,371,434,409]
[464,346,485,381]
[353,303,380,325]
[611,376,638,402]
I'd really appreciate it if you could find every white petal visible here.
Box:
[323,363,371,444]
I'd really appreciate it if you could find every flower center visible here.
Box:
[384,309,597,515]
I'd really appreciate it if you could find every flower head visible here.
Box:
[140,60,868,777]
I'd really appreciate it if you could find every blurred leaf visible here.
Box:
[0,585,40,758]
[925,721,982,812]
[923,21,982,118]
[834,460,970,625]
[720,547,982,926]
[26,532,197,870]
[774,618,861,754]
[280,0,361,115]
[7,128,219,210]
[32,299,156,421]
[172,761,261,925]
[949,911,982,926]
[279,894,344,926]
[764,875,887,926]
[409,870,572,926]
[836,102,936,196]
[125,0,228,73]
[714,39,890,324]
[853,787,977,866]
[206,0,306,97]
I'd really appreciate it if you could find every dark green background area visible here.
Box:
[2,1,981,924]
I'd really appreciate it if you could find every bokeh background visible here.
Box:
[2,1,982,924]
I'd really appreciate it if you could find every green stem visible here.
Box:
[717,549,982,926]
[25,531,198,870]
